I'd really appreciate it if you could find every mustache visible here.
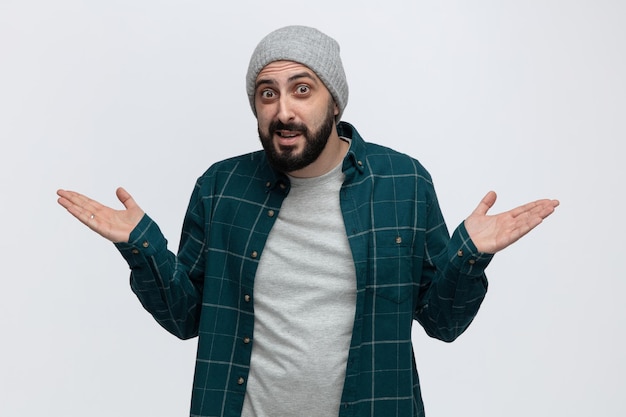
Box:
[268,120,308,135]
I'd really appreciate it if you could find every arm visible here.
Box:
[57,186,205,339]
[115,208,205,339]
[414,189,559,341]
[414,189,491,342]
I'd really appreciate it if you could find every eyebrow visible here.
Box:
[255,71,318,90]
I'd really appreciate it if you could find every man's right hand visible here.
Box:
[57,187,145,243]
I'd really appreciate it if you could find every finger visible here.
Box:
[471,191,497,217]
[509,200,559,240]
[115,187,138,210]
[57,189,104,225]
[57,189,87,207]
[530,199,559,220]
[510,199,559,220]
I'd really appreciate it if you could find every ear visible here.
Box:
[334,102,339,116]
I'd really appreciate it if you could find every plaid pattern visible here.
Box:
[116,121,491,417]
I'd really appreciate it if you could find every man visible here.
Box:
[57,26,559,417]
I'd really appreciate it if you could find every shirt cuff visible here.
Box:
[449,221,494,277]
[114,214,168,268]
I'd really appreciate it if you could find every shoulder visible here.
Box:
[192,150,273,193]
[203,150,267,174]
[363,140,433,185]
[198,150,268,179]
[365,142,426,168]
[339,121,432,182]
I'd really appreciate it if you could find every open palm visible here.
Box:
[464,191,559,254]
[57,187,145,243]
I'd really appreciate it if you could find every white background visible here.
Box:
[1,1,624,416]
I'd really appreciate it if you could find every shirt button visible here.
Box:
[243,336,251,344]
[395,236,402,244]
[142,241,149,248]
[267,210,275,217]
[266,181,271,188]
[469,259,476,265]
[237,377,245,385]
[357,160,363,166]
[131,249,139,254]
[244,294,251,302]
[251,251,258,259]
[457,250,464,257]
[279,183,286,190]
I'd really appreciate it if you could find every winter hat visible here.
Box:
[246,25,349,122]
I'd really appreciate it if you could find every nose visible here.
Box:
[276,95,295,123]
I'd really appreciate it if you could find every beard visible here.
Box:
[258,101,336,173]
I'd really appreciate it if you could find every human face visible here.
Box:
[255,61,340,175]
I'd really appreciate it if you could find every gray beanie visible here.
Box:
[246,25,349,122]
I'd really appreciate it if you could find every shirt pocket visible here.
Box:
[366,230,414,304]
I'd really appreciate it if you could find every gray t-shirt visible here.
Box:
[241,161,357,417]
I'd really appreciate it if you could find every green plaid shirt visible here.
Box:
[116,121,491,417]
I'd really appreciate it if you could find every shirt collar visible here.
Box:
[338,121,366,175]
[264,120,367,193]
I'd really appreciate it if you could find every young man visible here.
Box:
[57,26,559,417]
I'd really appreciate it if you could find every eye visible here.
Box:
[260,89,276,99]
[295,85,310,95]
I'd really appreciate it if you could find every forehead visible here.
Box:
[256,60,320,85]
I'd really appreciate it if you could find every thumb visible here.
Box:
[116,187,138,210]
[471,191,497,217]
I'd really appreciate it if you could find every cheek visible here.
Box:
[255,99,269,118]
[255,109,272,130]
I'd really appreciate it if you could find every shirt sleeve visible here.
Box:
[414,194,492,342]
[114,185,206,340]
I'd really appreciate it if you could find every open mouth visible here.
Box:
[276,130,300,138]
[274,130,303,147]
